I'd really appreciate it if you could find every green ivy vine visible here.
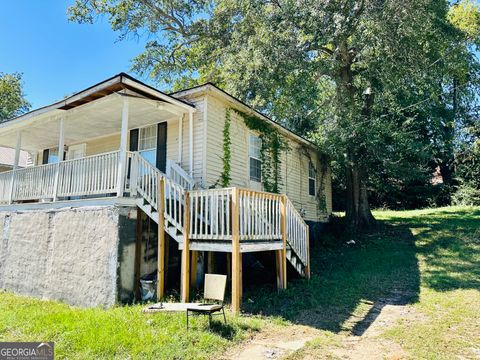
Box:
[220,108,232,187]
[233,109,289,193]
[303,147,329,215]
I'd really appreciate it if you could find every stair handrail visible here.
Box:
[285,197,309,267]
[129,152,185,234]
[166,159,195,190]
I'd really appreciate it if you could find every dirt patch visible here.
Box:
[223,293,427,360]
[221,324,322,360]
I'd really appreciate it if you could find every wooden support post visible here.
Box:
[306,225,311,279]
[181,191,191,302]
[239,252,243,301]
[164,230,170,289]
[190,251,198,288]
[231,187,242,313]
[207,252,215,274]
[275,250,284,290]
[134,208,143,300]
[157,176,166,299]
[226,253,232,281]
[280,195,287,289]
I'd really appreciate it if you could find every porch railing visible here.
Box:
[0,151,122,204]
[13,163,57,201]
[57,151,120,198]
[0,171,13,203]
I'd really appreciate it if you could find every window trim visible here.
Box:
[308,162,316,197]
[138,123,158,152]
[249,133,262,183]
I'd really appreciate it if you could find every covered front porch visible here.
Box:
[0,74,196,204]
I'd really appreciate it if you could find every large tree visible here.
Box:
[0,72,30,122]
[70,0,479,230]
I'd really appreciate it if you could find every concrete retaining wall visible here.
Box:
[0,205,136,307]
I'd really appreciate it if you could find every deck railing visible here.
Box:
[286,198,309,266]
[187,188,290,243]
[164,176,186,233]
[0,149,309,272]
[238,189,282,241]
[189,188,233,240]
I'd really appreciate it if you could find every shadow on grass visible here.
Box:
[242,208,479,335]
[186,317,255,340]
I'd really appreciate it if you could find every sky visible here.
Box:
[0,1,149,109]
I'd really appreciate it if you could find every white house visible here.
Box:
[0,73,332,311]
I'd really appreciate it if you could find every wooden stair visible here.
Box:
[130,152,309,279]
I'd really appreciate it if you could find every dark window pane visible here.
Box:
[309,178,316,196]
[250,158,262,182]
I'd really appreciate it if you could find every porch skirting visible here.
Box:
[0,203,136,307]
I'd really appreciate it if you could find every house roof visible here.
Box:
[2,73,316,150]
[1,73,195,129]
[171,82,318,150]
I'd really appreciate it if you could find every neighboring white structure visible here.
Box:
[0,147,30,172]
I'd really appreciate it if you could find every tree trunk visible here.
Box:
[335,41,376,232]
[345,160,376,232]
[438,77,458,187]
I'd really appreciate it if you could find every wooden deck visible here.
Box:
[0,150,310,312]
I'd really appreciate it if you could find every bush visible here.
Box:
[452,183,480,206]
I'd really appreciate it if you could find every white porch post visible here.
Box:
[178,114,183,165]
[8,131,22,204]
[117,97,129,196]
[53,117,65,201]
[13,131,22,170]
[189,110,193,176]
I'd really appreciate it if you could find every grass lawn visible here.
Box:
[1,206,479,359]
[0,292,273,359]
[277,206,479,359]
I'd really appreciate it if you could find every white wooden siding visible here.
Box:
[201,93,332,222]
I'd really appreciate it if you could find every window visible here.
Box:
[249,134,262,182]
[139,125,157,166]
[308,163,316,196]
[42,147,59,164]
[48,148,59,164]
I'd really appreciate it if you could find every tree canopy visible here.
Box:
[69,0,480,229]
[0,72,30,122]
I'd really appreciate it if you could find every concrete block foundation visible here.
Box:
[0,204,137,307]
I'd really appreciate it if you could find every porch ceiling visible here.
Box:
[0,94,184,152]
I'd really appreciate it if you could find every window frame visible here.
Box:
[137,124,158,166]
[308,162,316,197]
[249,134,262,183]
[138,124,157,152]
